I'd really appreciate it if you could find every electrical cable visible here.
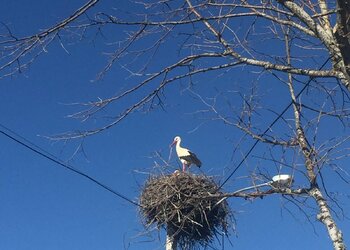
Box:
[219,58,331,189]
[0,124,141,207]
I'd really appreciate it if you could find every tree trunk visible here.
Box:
[334,0,350,88]
[310,188,346,250]
[335,0,350,69]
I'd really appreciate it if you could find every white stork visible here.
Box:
[170,136,201,172]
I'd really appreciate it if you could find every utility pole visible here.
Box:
[166,226,177,250]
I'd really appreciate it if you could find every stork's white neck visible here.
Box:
[175,138,182,150]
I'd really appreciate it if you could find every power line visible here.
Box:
[0,124,141,208]
[219,58,331,189]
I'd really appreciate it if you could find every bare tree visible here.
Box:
[1,0,350,249]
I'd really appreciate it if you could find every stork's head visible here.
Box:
[170,136,181,147]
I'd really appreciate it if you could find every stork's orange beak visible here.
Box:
[170,140,176,147]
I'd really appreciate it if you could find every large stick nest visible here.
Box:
[139,172,231,249]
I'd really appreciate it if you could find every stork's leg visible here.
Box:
[182,163,186,172]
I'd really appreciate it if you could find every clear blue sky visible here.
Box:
[0,1,349,249]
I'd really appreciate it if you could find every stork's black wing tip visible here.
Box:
[188,151,201,167]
